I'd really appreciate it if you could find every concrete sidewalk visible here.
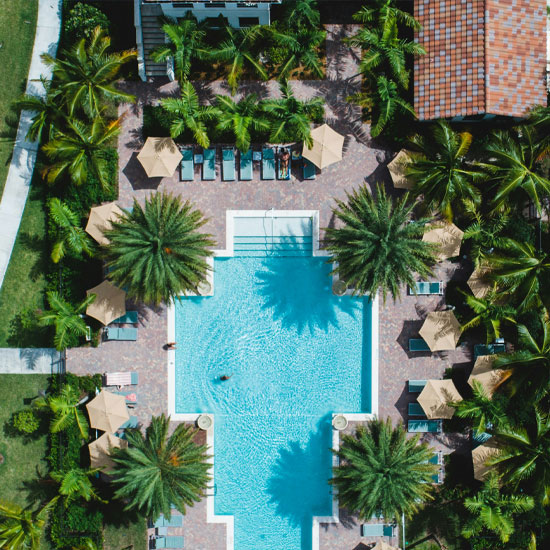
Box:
[0,348,60,374]
[0,0,62,290]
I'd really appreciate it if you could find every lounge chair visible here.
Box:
[277,149,291,180]
[239,149,253,180]
[111,311,138,324]
[261,147,275,180]
[474,343,506,359]
[428,451,443,465]
[361,524,394,537]
[408,281,444,295]
[180,148,194,181]
[202,148,216,180]
[153,536,184,549]
[117,415,139,431]
[104,372,138,386]
[302,158,316,180]
[408,402,426,417]
[408,419,442,433]
[409,338,431,352]
[113,391,137,405]
[105,327,137,341]
[408,380,427,392]
[152,514,184,528]
[222,148,236,181]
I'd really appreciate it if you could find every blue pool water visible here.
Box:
[175,256,371,550]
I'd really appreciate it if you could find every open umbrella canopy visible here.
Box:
[387,150,420,190]
[472,440,500,481]
[85,202,124,246]
[419,310,461,351]
[418,379,462,419]
[137,137,183,177]
[467,265,492,299]
[468,355,505,397]
[86,280,126,325]
[88,432,128,472]
[302,124,344,169]
[86,390,129,433]
[422,223,464,262]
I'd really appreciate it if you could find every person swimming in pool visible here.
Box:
[220,374,233,381]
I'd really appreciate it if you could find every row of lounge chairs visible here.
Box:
[407,380,443,433]
[180,146,316,182]
[408,281,444,295]
[103,311,139,341]
[149,513,184,549]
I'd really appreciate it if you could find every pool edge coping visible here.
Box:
[166,209,379,550]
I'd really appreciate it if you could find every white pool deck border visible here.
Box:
[166,210,378,550]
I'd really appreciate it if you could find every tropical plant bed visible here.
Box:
[103,517,147,550]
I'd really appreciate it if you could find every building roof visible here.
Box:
[414,0,547,120]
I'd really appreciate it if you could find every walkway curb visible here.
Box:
[0,348,60,374]
[0,0,63,290]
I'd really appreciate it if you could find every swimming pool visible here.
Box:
[173,254,373,550]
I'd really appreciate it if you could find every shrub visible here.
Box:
[50,500,103,548]
[64,3,110,41]
[12,409,40,434]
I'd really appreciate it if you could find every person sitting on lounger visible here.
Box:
[279,148,290,177]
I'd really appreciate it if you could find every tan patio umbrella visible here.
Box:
[419,310,461,351]
[472,440,500,481]
[86,280,126,326]
[468,355,505,397]
[86,390,130,433]
[467,266,492,299]
[85,202,124,246]
[423,223,464,262]
[372,541,400,550]
[302,124,344,169]
[88,432,128,472]
[387,149,419,190]
[137,137,183,177]
[418,379,462,419]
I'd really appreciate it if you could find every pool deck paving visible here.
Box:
[67,23,473,550]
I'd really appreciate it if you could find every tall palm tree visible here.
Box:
[104,193,214,306]
[407,121,486,221]
[215,94,269,153]
[159,82,217,147]
[352,0,421,34]
[346,24,425,89]
[331,418,436,520]
[483,127,550,214]
[282,0,320,29]
[324,184,436,302]
[462,472,534,543]
[460,291,516,344]
[111,414,210,520]
[42,116,121,189]
[208,26,267,94]
[261,80,324,147]
[0,501,50,550]
[488,239,550,311]
[42,27,136,117]
[151,14,207,85]
[51,467,104,506]
[269,27,326,80]
[48,198,94,263]
[38,292,96,352]
[34,383,90,439]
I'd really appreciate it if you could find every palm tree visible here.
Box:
[483,127,550,214]
[151,14,207,85]
[111,414,210,520]
[269,27,326,80]
[261,80,324,147]
[324,184,436,302]
[208,26,267,94]
[215,94,269,153]
[34,383,90,439]
[51,467,104,506]
[352,0,421,34]
[488,239,550,311]
[494,317,550,402]
[346,24,425,89]
[460,291,516,344]
[283,0,320,29]
[42,116,121,189]
[462,472,534,543]
[0,501,50,550]
[42,27,136,117]
[159,82,217,147]
[104,193,214,306]
[331,418,436,520]
[406,121,486,221]
[48,198,94,263]
[38,292,96,352]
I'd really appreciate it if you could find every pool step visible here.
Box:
[233,235,312,257]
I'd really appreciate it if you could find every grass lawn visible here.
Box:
[0,374,50,505]
[0,181,50,347]
[0,0,39,198]
[103,517,147,550]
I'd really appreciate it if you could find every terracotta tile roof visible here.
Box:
[414,0,547,120]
